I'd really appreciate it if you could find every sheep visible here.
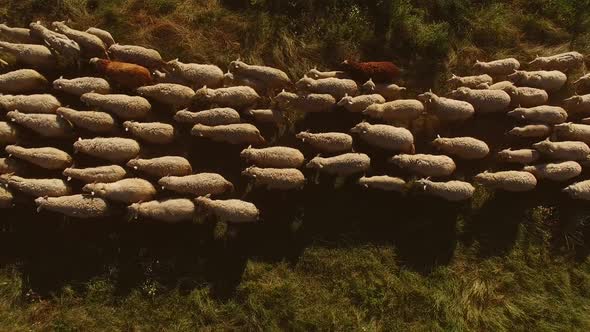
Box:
[507,70,567,92]
[528,52,584,71]
[240,146,304,168]
[497,148,541,165]
[0,24,36,44]
[523,161,582,181]
[108,43,164,68]
[553,123,590,144]
[194,196,259,223]
[474,171,537,192]
[123,121,175,145]
[583,117,590,125]
[193,86,260,109]
[128,198,195,223]
[306,67,349,80]
[417,91,474,121]
[337,94,385,113]
[174,108,241,126]
[74,137,140,162]
[136,83,195,108]
[0,186,13,208]
[507,106,567,124]
[126,156,192,177]
[63,165,127,183]
[432,136,490,160]
[0,94,60,114]
[274,90,335,113]
[7,111,73,138]
[481,81,515,90]
[0,69,47,94]
[0,174,72,197]
[35,194,112,218]
[415,179,475,201]
[29,22,80,66]
[0,122,20,144]
[357,175,406,192]
[361,79,406,101]
[473,58,520,76]
[81,93,151,120]
[0,41,56,68]
[89,58,152,90]
[574,74,590,91]
[53,76,111,95]
[165,59,224,88]
[296,76,358,99]
[242,166,305,190]
[448,73,493,89]
[244,109,284,124]
[563,94,590,114]
[563,180,590,200]
[229,59,291,90]
[350,122,414,152]
[52,21,107,58]
[295,131,353,153]
[363,99,424,122]
[389,154,456,177]
[223,71,266,93]
[507,124,551,138]
[191,123,265,145]
[533,138,590,160]
[0,158,24,174]
[340,60,401,83]
[306,153,370,176]
[83,178,156,204]
[56,107,118,134]
[5,145,72,170]
[85,27,115,47]
[447,87,511,113]
[502,86,549,107]
[159,173,234,196]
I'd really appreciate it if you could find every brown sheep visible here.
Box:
[89,58,152,90]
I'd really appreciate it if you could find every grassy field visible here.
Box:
[2,0,590,330]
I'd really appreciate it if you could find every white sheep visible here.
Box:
[191,123,265,145]
[52,21,107,58]
[574,74,590,91]
[244,109,284,124]
[497,148,541,165]
[0,93,60,114]
[528,52,584,71]
[173,108,241,126]
[53,76,111,95]
[484,81,515,90]
[5,145,72,170]
[240,146,304,168]
[533,138,590,160]
[473,58,520,76]
[295,131,353,153]
[432,136,489,160]
[7,110,73,138]
[306,67,349,80]
[166,59,224,88]
[0,186,13,208]
[563,180,590,200]
[0,24,36,44]
[80,93,151,119]
[0,122,20,144]
[363,99,424,122]
[507,70,567,92]
[337,94,385,113]
[56,107,118,134]
[389,154,456,177]
[447,87,511,113]
[242,166,305,190]
[563,94,590,114]
[448,73,493,88]
[357,175,406,192]
[63,165,127,183]
[553,123,590,144]
[85,27,115,47]
[74,137,140,162]
[417,91,474,121]
[127,156,192,177]
[0,69,47,94]
[159,173,234,196]
[1,174,72,197]
[83,178,156,204]
[296,76,358,99]
[123,121,175,145]
[507,106,567,124]
[223,71,266,92]
[29,22,80,65]
[523,161,582,181]
[474,170,537,192]
[194,196,260,223]
[0,41,56,68]
[507,124,551,138]
[361,79,406,101]
[306,153,370,176]
[136,83,195,108]
[229,59,291,90]
[350,122,414,152]
[503,86,548,107]
[274,90,335,113]
[108,43,163,68]
[193,86,260,109]
[35,194,112,218]
[128,198,195,223]
[415,179,475,201]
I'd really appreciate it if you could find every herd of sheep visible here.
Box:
[1,21,590,225]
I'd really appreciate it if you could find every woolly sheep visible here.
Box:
[447,87,510,113]
[159,173,234,196]
[81,93,151,119]
[474,171,537,192]
[361,79,406,101]
[389,154,456,177]
[505,86,548,107]
[448,73,493,89]
[507,70,567,92]
[136,83,195,108]
[574,74,590,90]
[415,179,475,202]
[583,117,590,125]
[174,108,241,126]
[193,86,260,109]
[274,90,335,113]
[553,123,590,144]
[563,94,590,114]
[5,145,72,169]
[0,122,20,144]
[127,156,192,177]
[240,146,304,168]
[473,58,520,76]
[563,180,590,200]
[89,58,152,90]
[296,76,358,99]
[0,69,47,94]
[306,153,370,176]
[337,93,385,113]
[166,59,224,88]
[528,52,584,71]
[53,76,111,95]
[0,174,72,197]
[0,41,56,68]
[128,198,195,223]
[85,27,115,47]
[350,122,414,152]
[363,99,424,122]
[194,196,259,223]
[306,67,350,80]
[0,93,60,113]
[0,24,36,44]
[295,131,353,153]
[7,110,73,138]
[0,158,24,174]
[507,106,567,124]
[0,186,13,208]
[242,166,305,190]
[533,138,590,160]
[83,178,156,204]
[108,43,164,68]
[497,148,540,165]
[229,60,291,90]
[244,109,284,124]
[357,175,406,192]
[223,71,266,93]
[63,165,127,183]
[56,107,118,134]
[417,91,474,121]
[35,194,112,218]
[74,137,140,162]
[123,121,175,144]
[507,124,551,138]
[29,22,80,66]
[432,136,489,160]
[523,161,582,181]
[52,21,107,58]
[191,123,265,145]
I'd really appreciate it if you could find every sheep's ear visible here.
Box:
[313,65,317,70]
[281,88,285,93]
[205,193,211,198]
[429,88,432,93]
[436,134,441,139]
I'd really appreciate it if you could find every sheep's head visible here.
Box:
[562,184,578,198]
[506,70,523,82]
[305,156,323,169]
[51,21,67,32]
[295,131,310,141]
[307,68,322,79]
[532,138,552,152]
[83,183,107,196]
[528,56,546,68]
[194,195,213,215]
[229,59,246,72]
[239,146,255,161]
[553,122,573,135]
[350,122,370,134]
[447,73,460,84]
[192,86,212,107]
[274,89,295,107]
[497,149,512,161]
[165,58,181,72]
[361,78,376,93]
[295,76,314,91]
[388,155,403,167]
[564,95,583,105]
[241,166,256,178]
[126,159,141,170]
[431,136,446,149]
[337,94,353,107]
[52,77,66,90]
[506,108,525,119]
[414,178,432,191]
[448,87,469,98]
[417,91,436,104]
[88,57,101,66]
[473,60,484,71]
